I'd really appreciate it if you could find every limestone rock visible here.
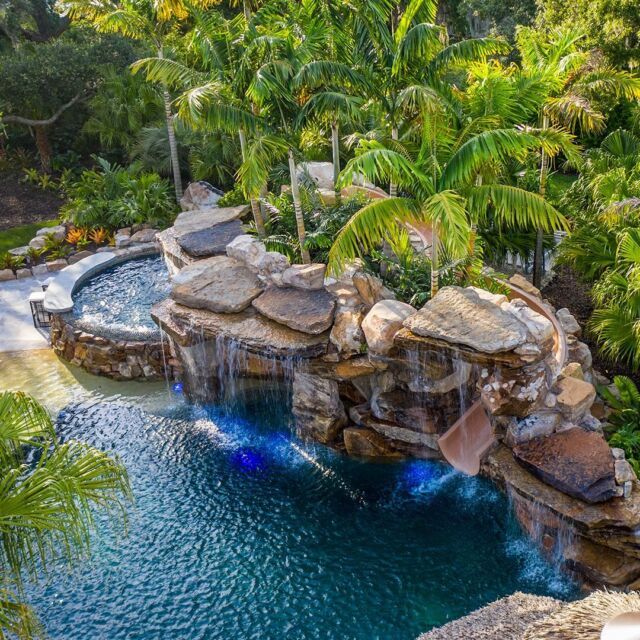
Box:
[508,273,541,298]
[31,264,48,276]
[555,376,596,422]
[505,412,562,447]
[502,298,554,345]
[9,246,29,257]
[292,372,347,443]
[362,299,416,354]
[372,389,439,433]
[68,250,94,265]
[171,256,264,313]
[252,285,335,335]
[255,251,289,280]
[405,286,529,354]
[0,269,15,281]
[556,307,581,336]
[560,362,584,381]
[567,336,593,371]
[28,235,46,250]
[282,263,326,290]
[15,268,32,279]
[467,286,508,306]
[352,272,396,306]
[226,234,266,269]
[615,459,636,484]
[180,181,223,211]
[330,309,365,356]
[365,417,439,450]
[177,219,244,257]
[174,205,249,233]
[512,428,616,503]
[36,224,66,241]
[46,259,67,272]
[114,232,131,248]
[343,427,402,458]
[129,228,158,244]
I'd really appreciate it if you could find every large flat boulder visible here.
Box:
[171,256,263,313]
[173,205,249,234]
[176,219,244,257]
[252,285,336,335]
[512,428,617,503]
[404,286,529,354]
[179,181,223,211]
[154,299,329,358]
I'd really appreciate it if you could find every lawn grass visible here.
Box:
[0,219,59,254]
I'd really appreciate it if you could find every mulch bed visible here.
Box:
[0,171,64,231]
[543,265,639,384]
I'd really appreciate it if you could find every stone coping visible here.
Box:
[44,243,159,313]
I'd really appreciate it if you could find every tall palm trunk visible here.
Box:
[331,121,340,200]
[239,128,266,237]
[159,48,183,204]
[430,224,439,298]
[389,125,398,196]
[288,148,311,263]
[533,114,550,288]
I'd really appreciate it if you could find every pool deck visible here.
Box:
[0,276,50,352]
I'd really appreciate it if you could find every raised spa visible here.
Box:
[68,255,170,341]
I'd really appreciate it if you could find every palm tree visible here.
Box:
[347,0,509,195]
[515,27,640,286]
[0,391,130,638]
[328,104,576,297]
[61,0,217,203]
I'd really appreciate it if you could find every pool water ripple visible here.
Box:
[22,389,577,640]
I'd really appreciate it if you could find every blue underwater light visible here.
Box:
[172,381,184,394]
[231,447,266,473]
[403,461,439,487]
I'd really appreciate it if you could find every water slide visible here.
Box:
[437,284,568,476]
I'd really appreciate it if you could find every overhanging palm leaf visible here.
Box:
[328,197,421,273]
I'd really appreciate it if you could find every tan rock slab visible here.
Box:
[404,286,528,353]
[252,285,336,335]
[555,376,596,421]
[171,256,263,313]
[362,299,416,354]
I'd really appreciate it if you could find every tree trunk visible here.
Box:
[242,0,251,21]
[331,121,340,200]
[159,48,183,205]
[34,125,52,174]
[288,148,311,264]
[239,128,266,237]
[533,114,550,288]
[389,125,398,196]
[430,224,439,298]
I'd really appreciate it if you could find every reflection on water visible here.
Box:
[0,350,577,640]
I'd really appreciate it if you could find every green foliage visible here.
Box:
[217,184,248,207]
[84,66,163,155]
[0,252,25,271]
[537,0,640,69]
[61,157,178,230]
[0,390,131,638]
[601,376,640,474]
[0,219,58,255]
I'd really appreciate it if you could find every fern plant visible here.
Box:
[601,376,640,475]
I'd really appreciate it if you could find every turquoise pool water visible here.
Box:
[24,380,576,639]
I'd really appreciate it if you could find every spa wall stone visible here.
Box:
[50,314,179,381]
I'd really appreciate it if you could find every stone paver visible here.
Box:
[0,276,50,351]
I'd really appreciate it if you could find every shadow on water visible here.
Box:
[19,376,579,640]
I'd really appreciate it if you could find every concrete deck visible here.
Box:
[0,276,50,351]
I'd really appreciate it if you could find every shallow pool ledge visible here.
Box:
[44,243,159,313]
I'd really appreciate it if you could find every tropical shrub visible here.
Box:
[0,391,131,637]
[89,227,112,245]
[61,158,178,230]
[0,253,25,271]
[217,185,248,208]
[66,227,89,246]
[601,376,640,474]
[559,130,640,370]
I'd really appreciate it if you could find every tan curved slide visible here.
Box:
[438,283,568,476]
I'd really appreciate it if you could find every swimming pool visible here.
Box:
[6,351,575,640]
